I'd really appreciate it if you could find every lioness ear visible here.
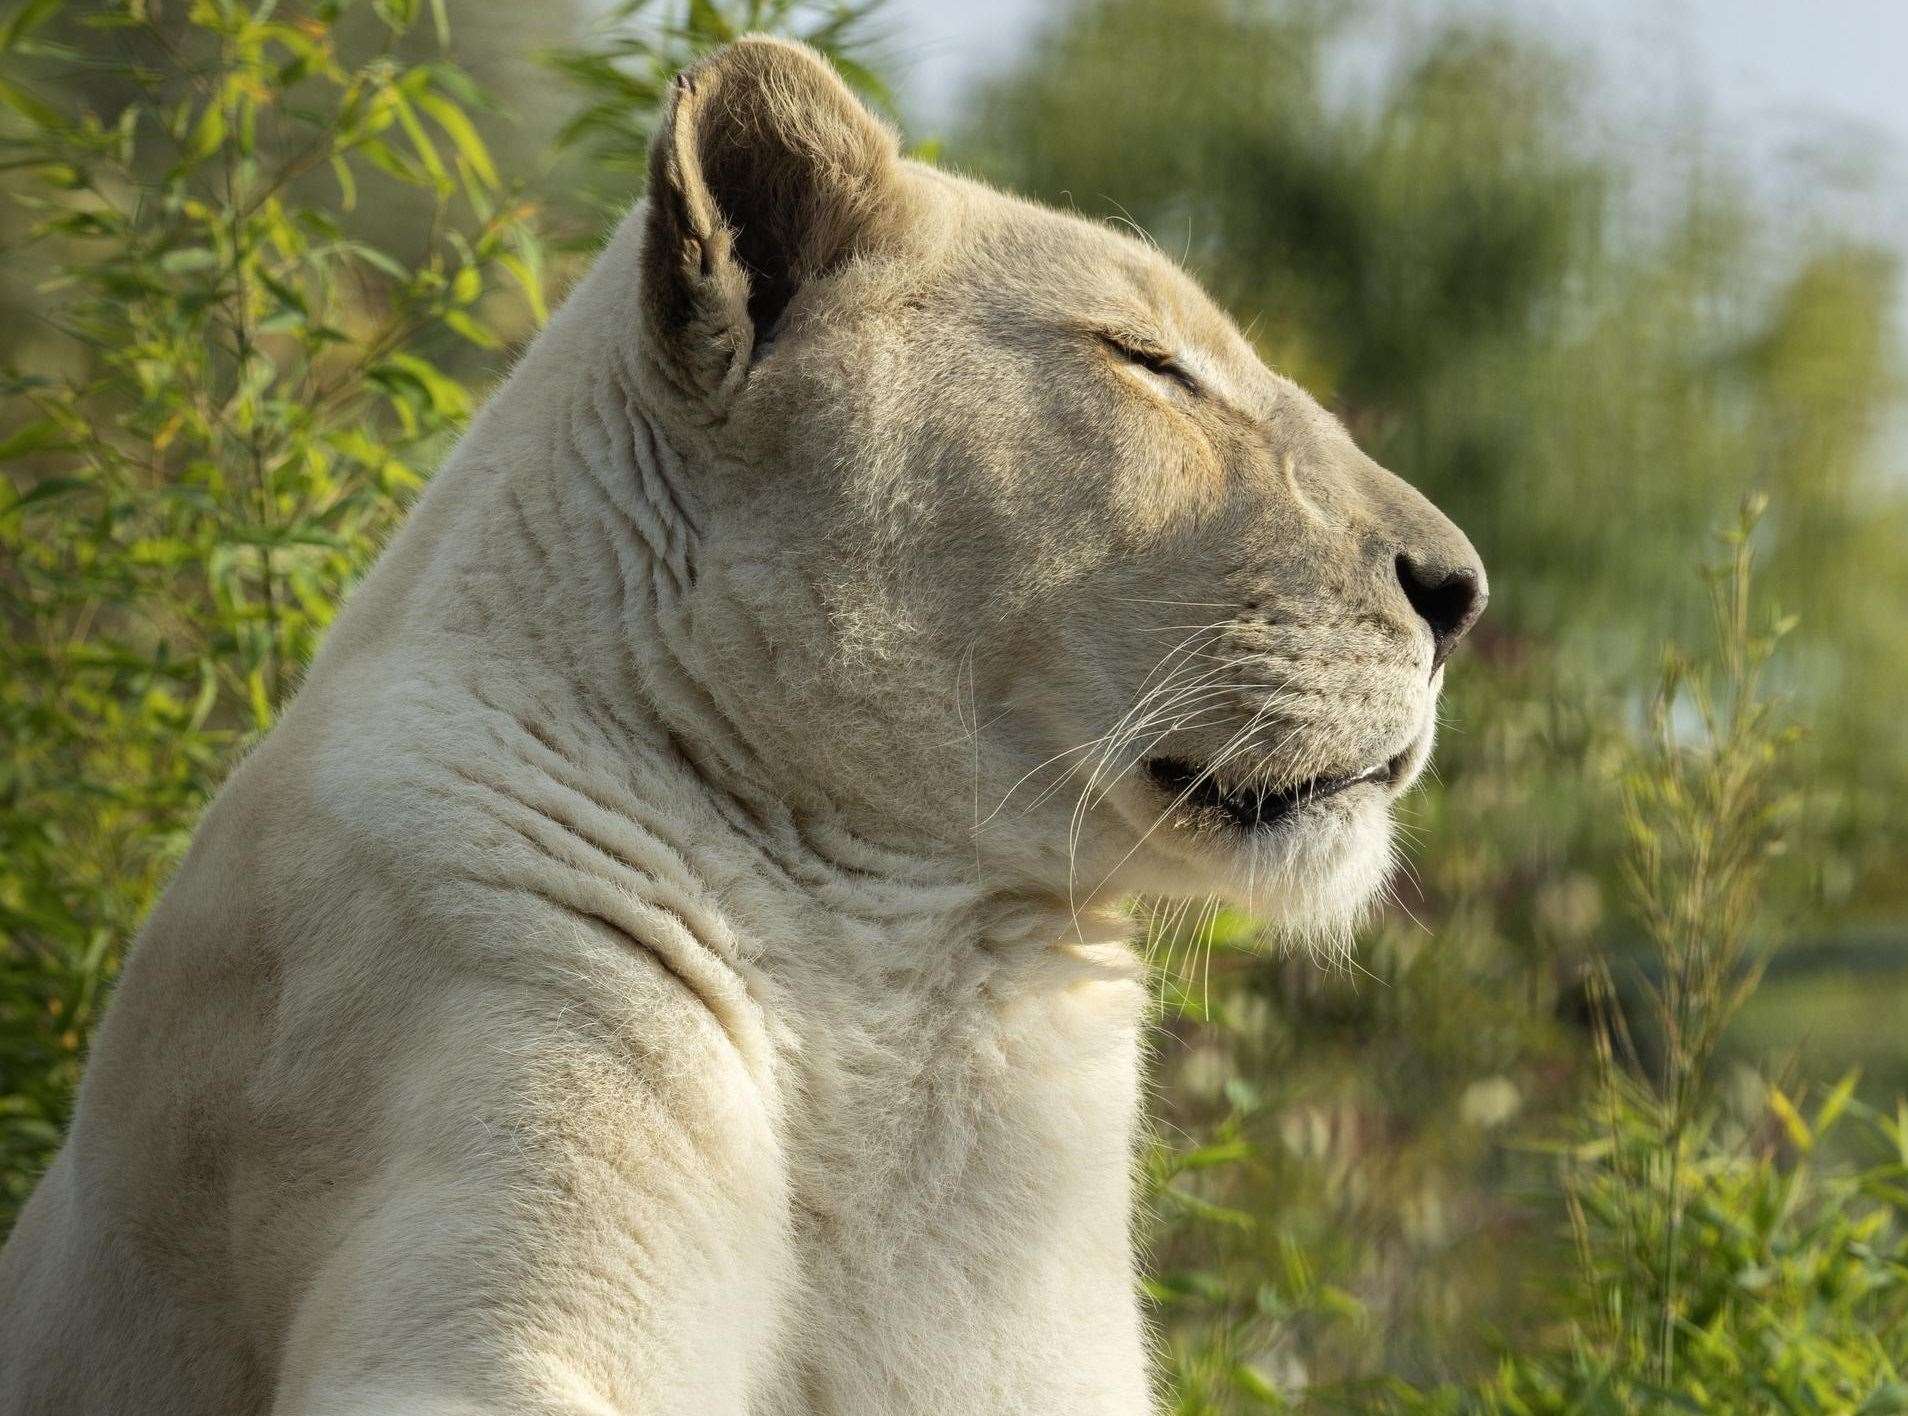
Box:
[641,36,902,400]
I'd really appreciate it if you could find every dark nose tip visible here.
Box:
[1395,553,1486,670]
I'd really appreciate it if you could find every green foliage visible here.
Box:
[1479,1090,1908,1414]
[0,0,547,1222]
[1133,656,1608,1404]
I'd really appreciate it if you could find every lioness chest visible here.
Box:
[756,955,1153,1414]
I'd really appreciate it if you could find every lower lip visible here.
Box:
[1147,758,1390,834]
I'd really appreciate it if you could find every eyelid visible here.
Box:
[1096,331,1200,395]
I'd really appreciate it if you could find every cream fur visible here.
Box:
[0,37,1484,1415]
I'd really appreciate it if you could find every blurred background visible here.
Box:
[2,1,1904,1409]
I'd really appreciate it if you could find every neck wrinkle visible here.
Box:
[558,360,760,783]
[540,360,976,925]
[520,352,1130,1004]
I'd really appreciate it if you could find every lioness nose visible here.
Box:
[1395,552,1486,670]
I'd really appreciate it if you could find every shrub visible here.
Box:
[0,0,549,1223]
[1470,507,1908,1412]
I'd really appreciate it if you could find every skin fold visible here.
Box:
[0,36,1485,1416]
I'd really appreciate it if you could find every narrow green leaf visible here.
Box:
[0,418,69,461]
[442,309,500,349]
[0,74,64,128]
[414,90,497,190]
[1814,1069,1862,1137]
[329,153,358,210]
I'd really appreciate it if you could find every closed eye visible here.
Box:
[1097,333,1200,397]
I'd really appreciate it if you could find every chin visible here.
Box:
[1234,798,1397,953]
[1127,786,1396,959]
[1104,721,1437,958]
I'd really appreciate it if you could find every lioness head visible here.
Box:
[626,38,1486,943]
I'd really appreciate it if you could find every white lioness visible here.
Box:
[0,37,1485,1416]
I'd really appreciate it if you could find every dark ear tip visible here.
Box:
[679,34,853,100]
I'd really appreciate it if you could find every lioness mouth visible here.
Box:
[1145,754,1399,833]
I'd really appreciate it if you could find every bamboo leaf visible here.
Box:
[1767,1085,1813,1152]
[414,89,497,190]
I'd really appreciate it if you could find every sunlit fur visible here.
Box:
[0,37,1482,1416]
